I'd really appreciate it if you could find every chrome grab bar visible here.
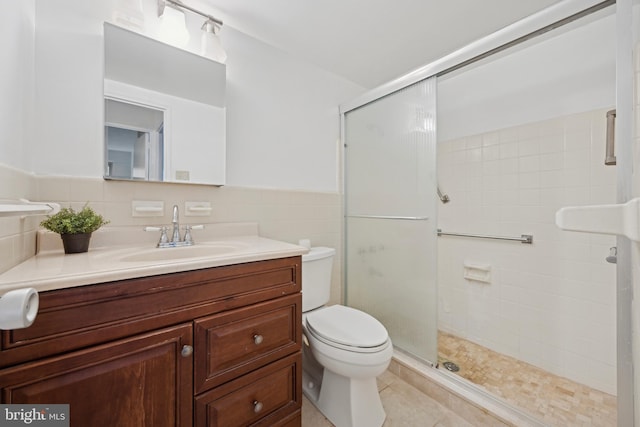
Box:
[347,215,429,220]
[437,229,533,244]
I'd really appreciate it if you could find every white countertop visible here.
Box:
[0,223,308,294]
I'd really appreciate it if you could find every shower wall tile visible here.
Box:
[437,108,617,395]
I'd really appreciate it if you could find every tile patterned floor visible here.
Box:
[302,370,474,427]
[438,331,617,427]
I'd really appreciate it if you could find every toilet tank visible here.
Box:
[301,247,335,312]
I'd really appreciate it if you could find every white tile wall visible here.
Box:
[0,173,343,305]
[437,108,617,395]
[0,164,38,273]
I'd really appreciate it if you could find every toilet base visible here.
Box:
[315,369,386,427]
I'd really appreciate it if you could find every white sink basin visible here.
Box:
[118,242,249,263]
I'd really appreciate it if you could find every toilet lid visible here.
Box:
[305,305,388,348]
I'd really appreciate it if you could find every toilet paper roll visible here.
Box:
[298,239,311,249]
[0,288,39,330]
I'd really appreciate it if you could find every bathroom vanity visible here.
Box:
[0,227,305,426]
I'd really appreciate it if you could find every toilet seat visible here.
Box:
[305,305,389,353]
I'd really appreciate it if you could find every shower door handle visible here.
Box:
[604,109,616,165]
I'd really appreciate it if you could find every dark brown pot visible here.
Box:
[60,233,92,254]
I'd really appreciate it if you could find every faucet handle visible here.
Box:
[159,227,169,244]
[145,226,169,245]
[183,225,204,245]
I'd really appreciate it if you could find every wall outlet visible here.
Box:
[175,170,190,181]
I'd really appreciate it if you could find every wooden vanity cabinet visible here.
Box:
[0,256,303,427]
[0,324,193,427]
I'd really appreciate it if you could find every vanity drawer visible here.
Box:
[194,293,301,393]
[195,353,301,427]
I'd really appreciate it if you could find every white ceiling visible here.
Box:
[193,0,564,88]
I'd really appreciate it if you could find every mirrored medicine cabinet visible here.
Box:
[103,22,226,185]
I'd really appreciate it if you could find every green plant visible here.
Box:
[40,205,109,235]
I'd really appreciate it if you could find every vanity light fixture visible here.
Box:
[157,0,226,63]
[158,2,190,47]
[201,20,227,63]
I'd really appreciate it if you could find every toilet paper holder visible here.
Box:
[0,288,39,330]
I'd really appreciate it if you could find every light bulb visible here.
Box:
[201,21,227,63]
[158,5,190,47]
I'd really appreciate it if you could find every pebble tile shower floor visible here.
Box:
[438,331,617,426]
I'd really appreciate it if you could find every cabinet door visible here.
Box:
[0,324,193,427]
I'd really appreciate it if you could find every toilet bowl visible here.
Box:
[301,247,393,427]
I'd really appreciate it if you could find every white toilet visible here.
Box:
[301,247,393,427]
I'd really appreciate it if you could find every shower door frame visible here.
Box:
[339,0,634,424]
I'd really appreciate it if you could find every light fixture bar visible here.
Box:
[158,0,223,27]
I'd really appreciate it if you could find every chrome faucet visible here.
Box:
[143,204,204,248]
[171,204,181,243]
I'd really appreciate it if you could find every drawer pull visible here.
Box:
[253,400,263,413]
[253,334,264,345]
[181,345,193,357]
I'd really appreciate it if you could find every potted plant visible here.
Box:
[40,204,110,254]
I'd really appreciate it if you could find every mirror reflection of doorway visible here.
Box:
[104,98,164,180]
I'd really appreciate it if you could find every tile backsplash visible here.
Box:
[0,165,38,273]
[437,108,617,394]
[0,172,343,304]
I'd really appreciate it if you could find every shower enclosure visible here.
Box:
[341,0,631,425]
[343,78,439,365]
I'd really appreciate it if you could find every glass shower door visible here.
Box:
[343,77,438,364]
